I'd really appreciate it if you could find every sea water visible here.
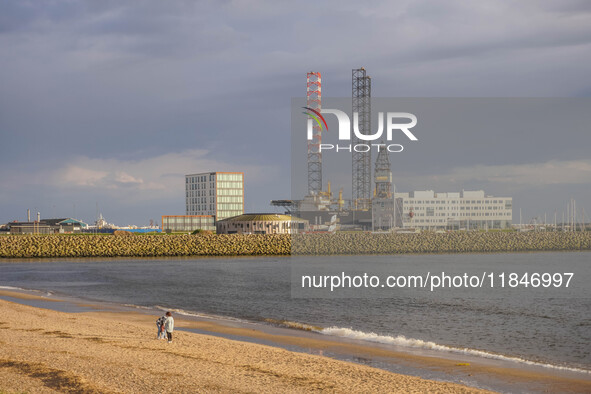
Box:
[0,251,589,373]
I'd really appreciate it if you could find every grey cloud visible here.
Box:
[1,0,590,224]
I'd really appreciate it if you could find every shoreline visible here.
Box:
[0,294,493,394]
[1,289,590,393]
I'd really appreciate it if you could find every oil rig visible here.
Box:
[272,68,400,231]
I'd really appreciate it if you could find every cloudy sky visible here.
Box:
[1,0,590,226]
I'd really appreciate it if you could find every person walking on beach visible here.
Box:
[164,311,174,343]
[156,315,166,340]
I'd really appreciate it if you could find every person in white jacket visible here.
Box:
[164,311,174,343]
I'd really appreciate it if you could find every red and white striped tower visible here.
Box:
[306,72,322,195]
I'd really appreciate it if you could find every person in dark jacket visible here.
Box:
[156,315,166,339]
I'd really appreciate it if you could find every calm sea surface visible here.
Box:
[0,252,589,371]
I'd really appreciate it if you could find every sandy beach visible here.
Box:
[0,296,495,393]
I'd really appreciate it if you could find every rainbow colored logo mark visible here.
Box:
[302,107,328,131]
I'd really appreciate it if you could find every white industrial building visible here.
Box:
[395,190,512,230]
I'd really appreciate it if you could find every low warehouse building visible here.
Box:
[6,218,88,234]
[161,215,215,233]
[216,214,308,234]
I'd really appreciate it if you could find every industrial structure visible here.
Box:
[351,67,372,210]
[371,143,396,231]
[306,72,322,195]
[271,67,514,232]
[285,68,385,230]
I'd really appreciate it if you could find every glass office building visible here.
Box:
[185,172,244,221]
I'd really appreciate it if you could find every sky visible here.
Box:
[1,0,590,226]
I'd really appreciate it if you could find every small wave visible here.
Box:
[264,318,323,332]
[155,306,204,318]
[319,326,591,374]
[0,285,31,291]
[0,286,49,296]
[122,304,151,310]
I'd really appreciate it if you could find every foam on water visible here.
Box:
[0,285,30,291]
[0,285,51,297]
[318,326,591,374]
[123,304,152,310]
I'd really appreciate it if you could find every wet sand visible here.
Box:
[0,289,61,301]
[0,296,493,393]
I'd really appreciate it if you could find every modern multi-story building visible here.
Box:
[185,172,244,221]
[395,190,512,230]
